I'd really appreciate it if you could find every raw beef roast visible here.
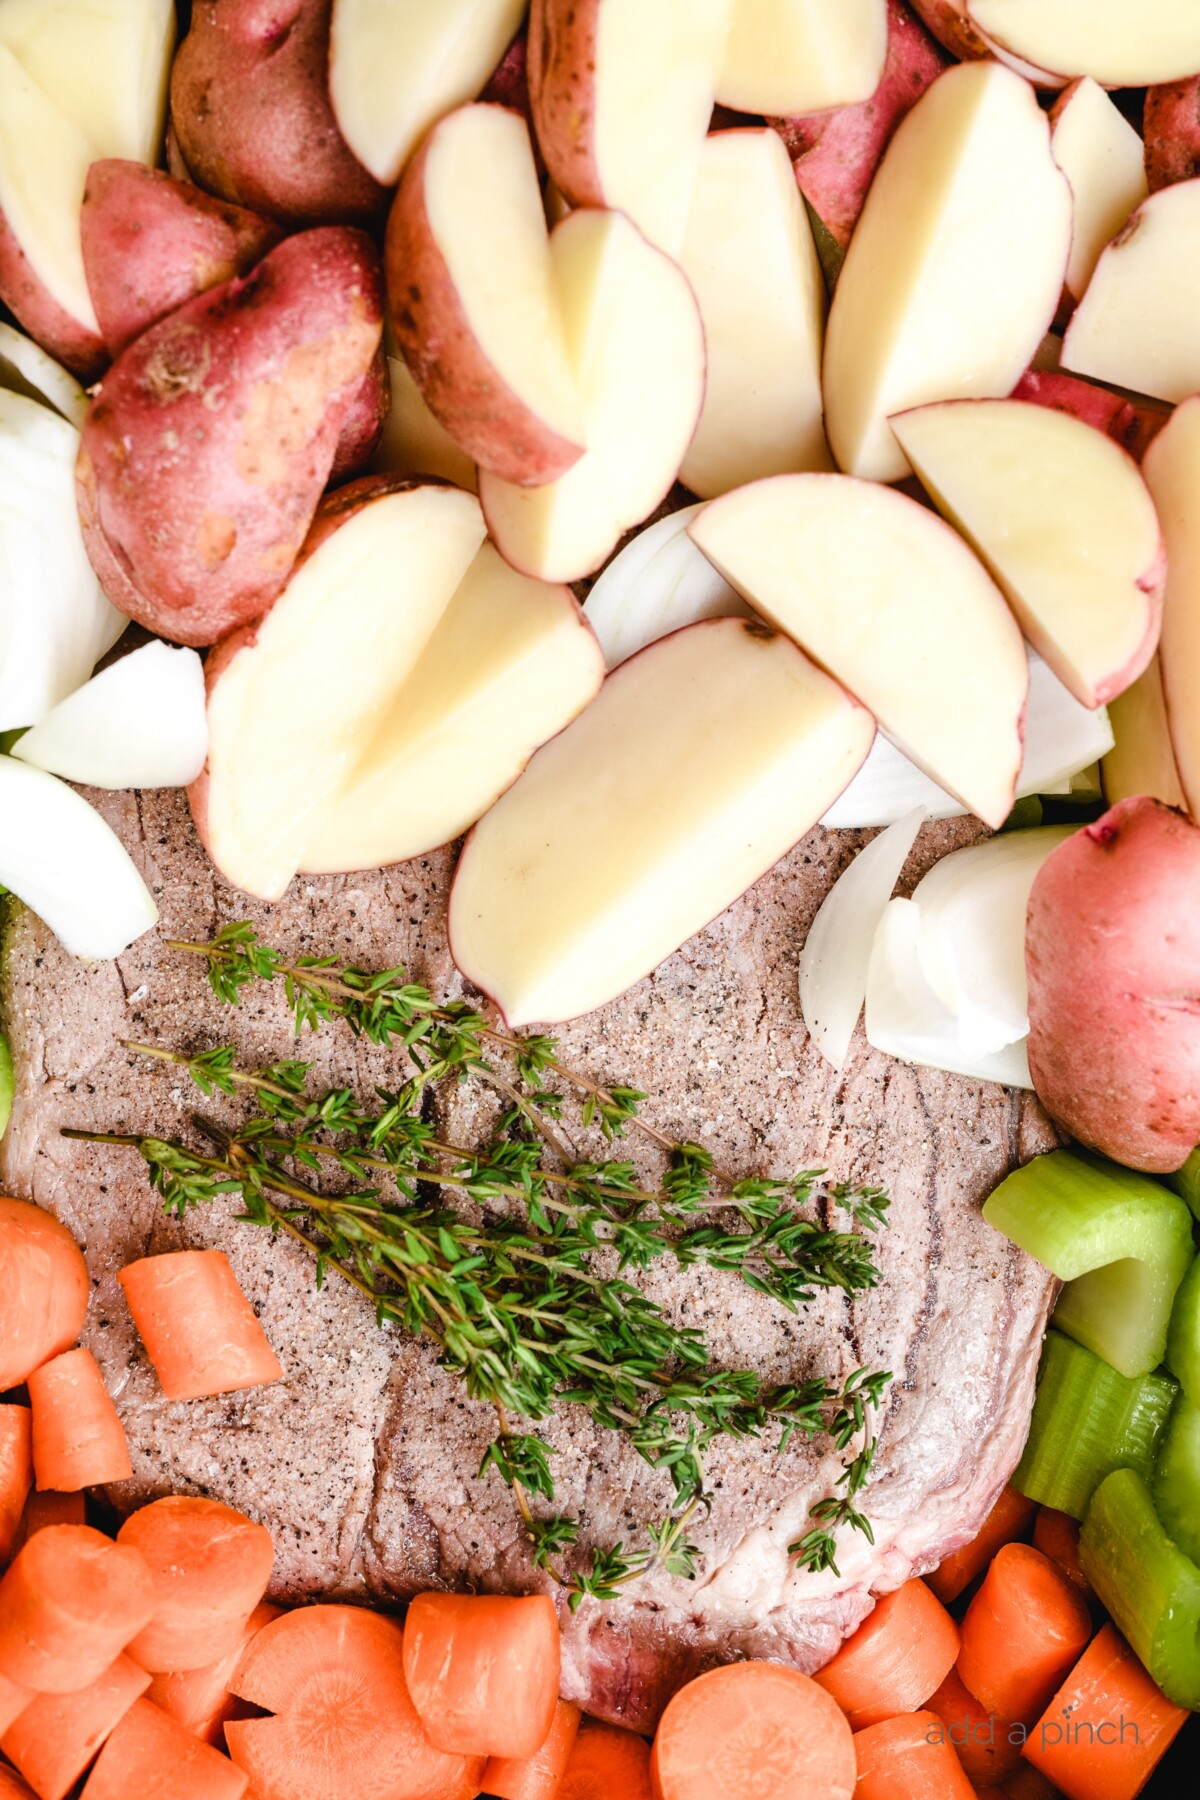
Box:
[0,788,1056,1731]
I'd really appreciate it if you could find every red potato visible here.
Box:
[0,1198,89,1393]
[169,0,386,228]
[1026,797,1200,1172]
[1011,370,1170,464]
[480,30,536,139]
[0,212,105,383]
[907,0,990,60]
[118,1497,275,1674]
[329,348,389,483]
[1145,77,1200,192]
[80,160,282,357]
[76,226,384,647]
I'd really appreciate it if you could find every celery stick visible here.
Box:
[983,1150,1195,1377]
[1168,1147,1200,1222]
[1167,1258,1200,1404]
[1155,1395,1200,1566]
[1080,1468,1200,1710]
[1015,1331,1178,1519]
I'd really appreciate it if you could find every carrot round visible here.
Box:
[927,1486,1038,1605]
[10,1491,86,1558]
[0,1407,32,1566]
[926,1664,1024,1785]
[957,1543,1092,1725]
[117,1251,283,1402]
[146,1599,281,1747]
[1023,1621,1189,1800]
[650,1662,855,1800]
[227,1604,484,1800]
[0,1524,157,1694]
[80,1697,248,1800]
[813,1578,959,1729]
[117,1496,275,1673]
[27,1349,132,1492]
[402,1591,560,1758]
[0,1668,31,1734]
[561,1722,653,1800]
[1,1652,150,1800]
[853,1711,977,1799]
[1033,1508,1091,1595]
[484,1699,582,1800]
[0,1200,89,1392]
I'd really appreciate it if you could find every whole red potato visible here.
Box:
[1026,796,1200,1172]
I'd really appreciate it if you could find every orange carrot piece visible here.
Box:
[0,1670,32,1734]
[146,1600,281,1747]
[561,1722,653,1800]
[10,1492,85,1558]
[1,1652,150,1800]
[0,1524,156,1694]
[0,1766,36,1799]
[402,1591,560,1758]
[0,1201,89,1393]
[80,1698,248,1800]
[118,1496,275,1673]
[484,1699,582,1800]
[958,1544,1092,1725]
[1005,1772,1063,1800]
[926,1665,1024,1785]
[813,1578,960,1730]
[1033,1509,1091,1596]
[650,1662,855,1800]
[226,1604,483,1800]
[1023,1622,1188,1800]
[117,1251,283,1402]
[27,1350,131,1492]
[853,1711,977,1799]
[927,1487,1038,1605]
[0,1409,32,1566]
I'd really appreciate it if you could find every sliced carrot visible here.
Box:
[0,1524,156,1694]
[957,1544,1092,1725]
[852,1711,977,1799]
[0,1200,89,1393]
[402,1591,560,1758]
[0,1766,36,1799]
[813,1578,959,1730]
[118,1496,274,1673]
[926,1664,1024,1785]
[146,1600,281,1747]
[226,1603,484,1800]
[10,1491,85,1557]
[27,1349,131,1492]
[927,1487,1038,1605]
[1033,1509,1091,1596]
[80,1698,248,1800]
[0,1669,32,1734]
[1,1652,150,1800]
[0,1409,32,1566]
[1004,1772,1063,1799]
[561,1722,653,1800]
[484,1699,582,1800]
[650,1662,855,1800]
[117,1251,282,1402]
[1023,1622,1188,1800]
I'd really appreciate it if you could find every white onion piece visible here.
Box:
[13,641,207,788]
[0,757,157,959]
[583,503,752,668]
[0,320,88,426]
[799,808,925,1069]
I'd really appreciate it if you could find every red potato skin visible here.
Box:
[1011,370,1170,464]
[329,345,389,482]
[1026,797,1200,1172]
[170,0,387,229]
[527,0,605,210]
[769,0,947,250]
[81,160,282,358]
[76,226,384,647]
[1144,78,1200,192]
[0,212,106,382]
[907,0,990,61]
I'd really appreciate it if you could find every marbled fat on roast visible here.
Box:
[0,790,1055,1732]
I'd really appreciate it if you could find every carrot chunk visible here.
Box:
[402,1591,560,1758]
[852,1711,977,1799]
[10,1492,85,1558]
[80,1697,248,1800]
[650,1662,855,1800]
[1023,1622,1188,1800]
[484,1699,582,1800]
[146,1599,281,1746]
[117,1251,282,1401]
[561,1722,653,1800]
[0,1668,32,1733]
[27,1350,131,1492]
[0,1524,156,1694]
[958,1544,1093,1725]
[1004,1771,1063,1799]
[0,1408,32,1565]
[926,1664,1024,1785]
[0,1201,89,1394]
[226,1604,484,1800]
[118,1496,275,1673]
[927,1487,1038,1604]
[1033,1509,1091,1596]
[813,1578,960,1729]
[0,1766,36,1798]
[1,1652,150,1800]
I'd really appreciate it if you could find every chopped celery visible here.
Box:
[1168,1147,1200,1222]
[1080,1468,1200,1710]
[983,1150,1195,1377]
[1014,1330,1177,1519]
[1167,1258,1200,1405]
[1155,1395,1200,1566]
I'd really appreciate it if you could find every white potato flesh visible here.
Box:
[0,0,173,164]
[969,0,1200,87]
[717,0,887,115]
[1050,79,1146,301]
[1063,183,1200,405]
[14,642,207,791]
[892,399,1164,710]
[479,210,705,583]
[371,357,477,493]
[449,618,873,1027]
[1101,656,1187,811]
[690,473,1028,828]
[0,321,88,426]
[329,0,526,185]
[679,129,829,500]
[0,44,99,332]
[582,504,752,670]
[201,486,487,901]
[1143,397,1200,818]
[822,62,1071,482]
[301,545,604,873]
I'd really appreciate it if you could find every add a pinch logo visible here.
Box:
[926,1712,1143,1753]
